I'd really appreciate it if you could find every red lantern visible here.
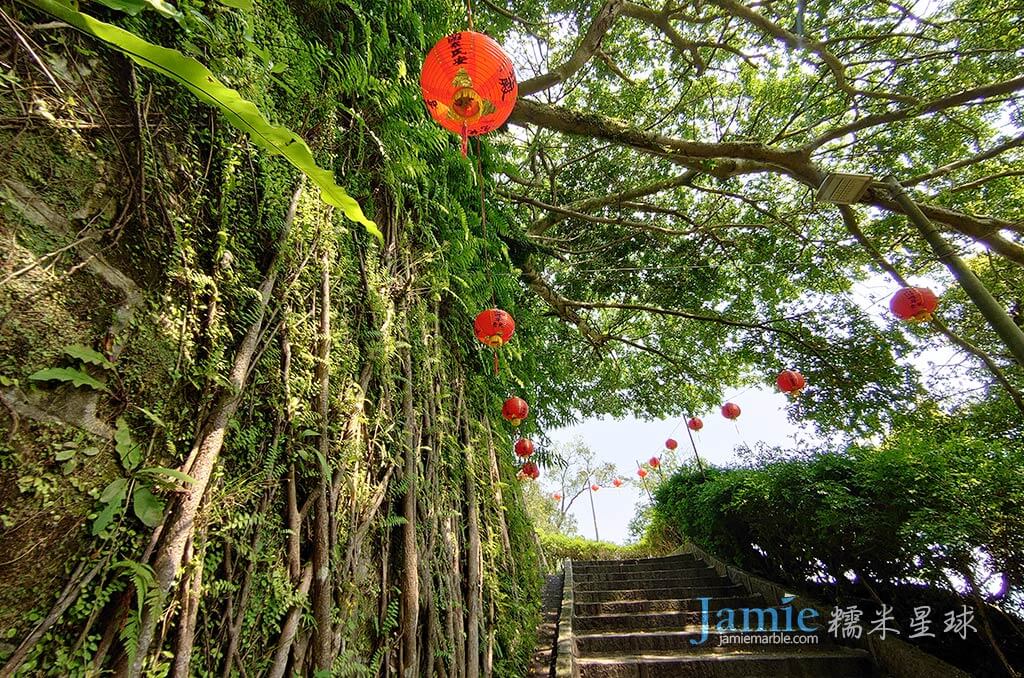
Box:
[420,31,518,155]
[722,402,741,420]
[521,461,539,480]
[665,438,678,450]
[637,468,648,479]
[502,397,529,426]
[591,484,600,492]
[890,287,939,322]
[474,309,515,348]
[553,492,562,501]
[649,456,661,468]
[514,438,534,458]
[612,478,623,488]
[777,370,806,397]
[687,417,703,431]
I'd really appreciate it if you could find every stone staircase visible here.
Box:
[567,553,877,677]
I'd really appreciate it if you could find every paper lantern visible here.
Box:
[665,438,678,450]
[501,397,529,426]
[474,308,515,347]
[612,478,623,488]
[777,370,806,397]
[591,484,600,492]
[687,417,703,431]
[420,31,518,155]
[514,438,534,458]
[890,287,939,322]
[721,402,741,420]
[521,461,539,480]
[649,456,661,468]
[637,468,648,479]
[553,492,562,501]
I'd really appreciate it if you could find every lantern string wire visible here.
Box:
[475,137,501,374]
[475,137,497,309]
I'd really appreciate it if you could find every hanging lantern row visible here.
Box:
[421,31,518,156]
[891,286,939,323]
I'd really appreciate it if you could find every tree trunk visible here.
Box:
[461,392,482,678]
[122,184,303,677]
[266,563,314,678]
[399,328,420,676]
[169,529,205,678]
[312,246,334,671]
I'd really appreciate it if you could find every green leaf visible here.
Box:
[100,477,129,504]
[115,418,142,470]
[25,0,381,241]
[134,406,167,429]
[90,0,148,15]
[93,478,128,536]
[139,466,195,484]
[29,367,108,392]
[82,446,101,456]
[92,497,124,535]
[132,487,164,527]
[216,0,252,10]
[91,0,183,18]
[63,344,114,369]
[142,0,181,17]
[55,449,76,462]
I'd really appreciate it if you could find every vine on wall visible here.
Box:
[0,0,542,675]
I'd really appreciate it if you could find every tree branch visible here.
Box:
[807,75,1024,149]
[621,2,705,73]
[518,0,625,97]
[524,170,701,236]
[509,98,806,178]
[706,0,915,104]
[903,132,1024,187]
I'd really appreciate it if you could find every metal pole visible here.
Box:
[683,419,707,479]
[587,481,599,542]
[884,176,1024,366]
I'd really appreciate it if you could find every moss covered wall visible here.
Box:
[0,1,541,675]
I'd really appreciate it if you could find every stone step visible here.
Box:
[574,604,804,633]
[574,574,731,592]
[574,584,744,603]
[573,555,702,574]
[575,594,765,617]
[575,610,703,633]
[574,629,834,655]
[573,566,718,584]
[576,651,875,678]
